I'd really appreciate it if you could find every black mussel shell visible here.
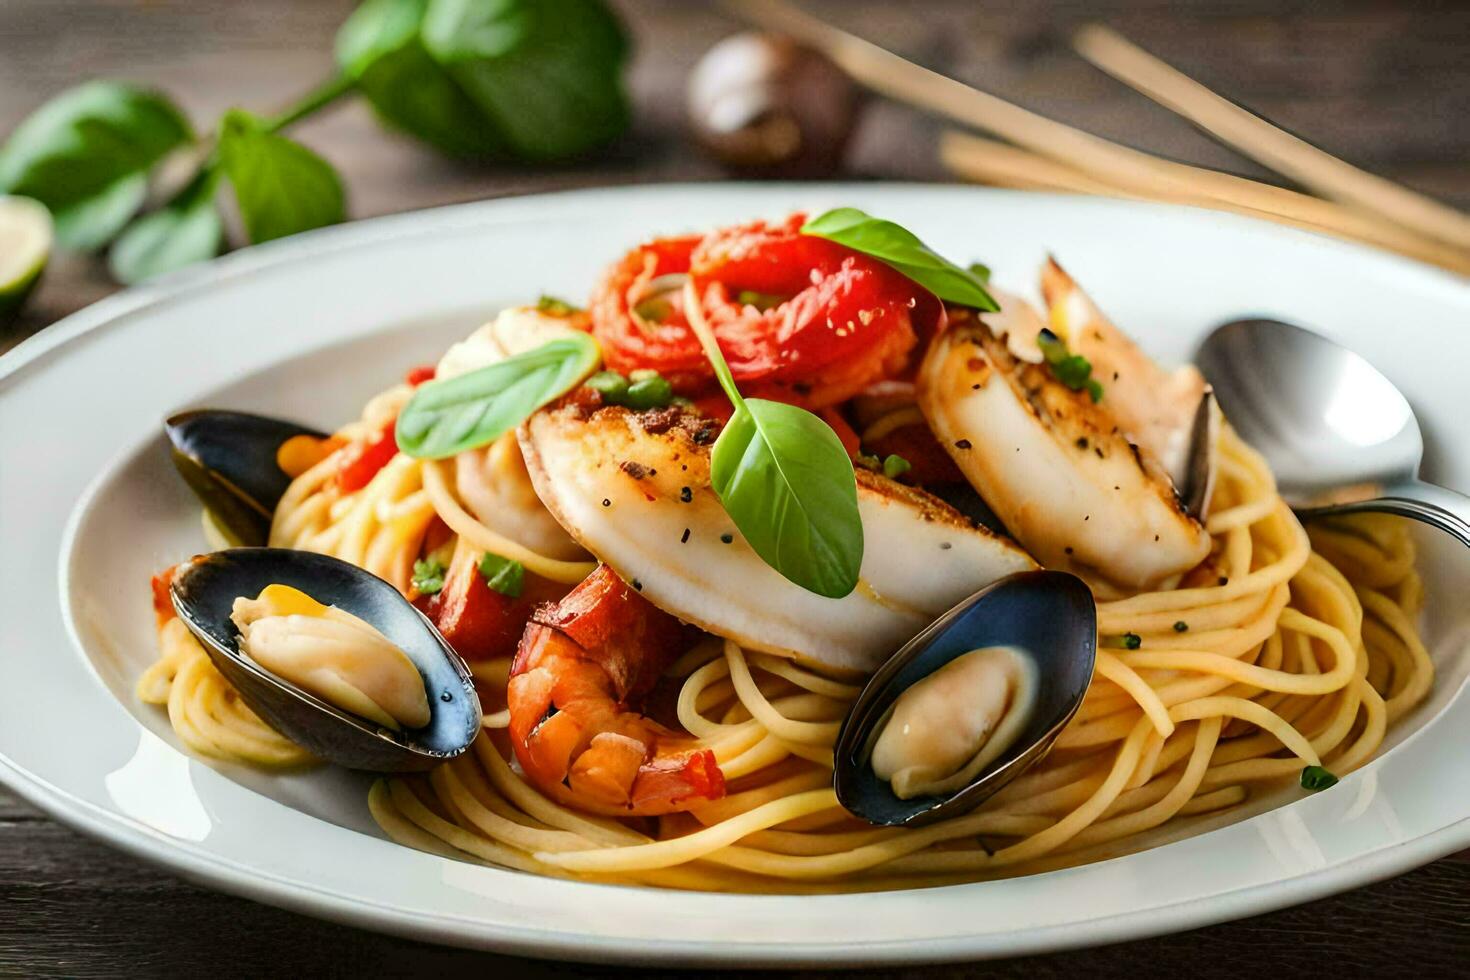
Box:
[170,548,480,772]
[166,410,327,546]
[834,570,1097,827]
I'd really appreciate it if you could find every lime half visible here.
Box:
[0,195,53,321]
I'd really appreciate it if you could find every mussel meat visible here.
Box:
[834,570,1097,827]
[170,548,481,771]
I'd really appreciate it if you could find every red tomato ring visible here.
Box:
[589,214,942,409]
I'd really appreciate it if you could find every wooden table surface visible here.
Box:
[2,1,1467,975]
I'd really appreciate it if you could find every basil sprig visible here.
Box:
[801,208,999,312]
[684,287,863,599]
[395,333,599,459]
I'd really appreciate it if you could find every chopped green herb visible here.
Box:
[882,454,912,479]
[1037,328,1103,402]
[1300,765,1339,791]
[588,369,675,410]
[477,552,524,598]
[536,294,579,316]
[1120,632,1142,650]
[586,369,630,400]
[967,262,992,283]
[1173,621,1189,632]
[671,396,696,409]
[411,558,447,596]
[625,375,674,410]
[719,532,734,544]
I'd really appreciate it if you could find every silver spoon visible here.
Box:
[1196,318,1470,548]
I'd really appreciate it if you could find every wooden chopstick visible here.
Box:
[725,0,1470,275]
[940,131,1470,276]
[1073,24,1470,252]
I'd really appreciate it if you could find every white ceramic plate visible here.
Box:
[2,185,1468,966]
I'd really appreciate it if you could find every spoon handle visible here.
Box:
[1303,480,1470,550]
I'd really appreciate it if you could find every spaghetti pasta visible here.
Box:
[137,218,1435,894]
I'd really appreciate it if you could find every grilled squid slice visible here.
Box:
[434,306,592,562]
[519,401,1037,674]
[917,293,1212,590]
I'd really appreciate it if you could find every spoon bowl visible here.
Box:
[170,548,481,771]
[834,570,1097,828]
[1197,318,1470,547]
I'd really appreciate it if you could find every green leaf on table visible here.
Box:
[336,0,507,160]
[801,208,999,311]
[108,168,222,284]
[50,173,148,252]
[0,82,191,250]
[421,0,630,162]
[395,333,600,459]
[218,109,345,244]
[711,398,863,599]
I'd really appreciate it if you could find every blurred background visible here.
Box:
[2,0,1467,346]
[1,2,1468,975]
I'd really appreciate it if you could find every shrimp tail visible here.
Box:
[508,565,725,815]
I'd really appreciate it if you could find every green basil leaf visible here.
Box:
[801,208,999,311]
[477,552,524,597]
[0,82,191,250]
[50,173,148,252]
[336,0,508,160]
[218,109,345,244]
[421,0,630,162]
[711,398,863,599]
[396,333,600,459]
[108,168,222,284]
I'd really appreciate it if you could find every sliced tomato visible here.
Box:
[333,420,399,494]
[588,214,941,410]
[416,546,565,663]
[150,568,177,626]
[405,364,437,386]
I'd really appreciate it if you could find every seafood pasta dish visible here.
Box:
[142,209,1432,893]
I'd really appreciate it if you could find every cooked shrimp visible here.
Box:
[1040,258,1217,494]
[918,285,1212,590]
[519,396,1037,674]
[507,563,725,815]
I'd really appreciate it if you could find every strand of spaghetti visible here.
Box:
[859,406,926,443]
[430,763,597,854]
[724,640,843,744]
[421,459,596,584]
[534,789,839,872]
[1170,697,1320,764]
[1095,651,1174,737]
[1361,589,1434,719]
[387,778,567,875]
[473,736,647,846]
[368,780,469,860]
[747,652,862,700]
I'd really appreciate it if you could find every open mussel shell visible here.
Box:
[834,570,1097,828]
[170,548,480,772]
[166,410,327,546]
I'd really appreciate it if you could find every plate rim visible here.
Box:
[3,182,1469,965]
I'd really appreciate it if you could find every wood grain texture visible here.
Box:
[1,1,1468,975]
